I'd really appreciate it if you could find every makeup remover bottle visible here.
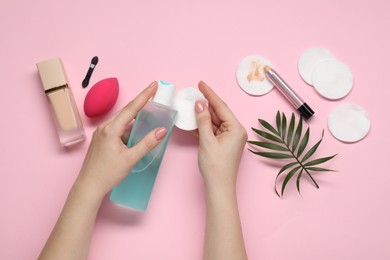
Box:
[110,81,177,210]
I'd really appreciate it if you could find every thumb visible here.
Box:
[195,100,214,142]
[127,127,167,164]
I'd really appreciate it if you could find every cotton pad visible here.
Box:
[236,55,274,96]
[328,103,371,142]
[311,60,353,100]
[298,47,336,85]
[172,87,206,130]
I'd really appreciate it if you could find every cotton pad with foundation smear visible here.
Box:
[328,103,371,142]
[236,55,274,96]
[172,87,206,130]
[311,60,353,100]
[298,47,336,85]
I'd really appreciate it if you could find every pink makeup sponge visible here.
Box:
[84,77,119,118]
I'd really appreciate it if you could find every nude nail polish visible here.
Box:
[149,81,158,89]
[155,127,168,141]
[36,57,85,146]
[195,100,205,113]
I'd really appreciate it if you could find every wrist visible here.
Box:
[202,171,237,193]
[71,177,106,207]
[205,182,237,199]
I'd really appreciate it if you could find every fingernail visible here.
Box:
[155,127,167,141]
[148,81,158,89]
[195,100,205,113]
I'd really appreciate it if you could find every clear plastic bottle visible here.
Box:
[110,81,177,210]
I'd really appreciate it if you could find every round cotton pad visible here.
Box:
[236,55,274,96]
[172,87,206,130]
[298,47,336,85]
[311,60,353,100]
[328,103,371,142]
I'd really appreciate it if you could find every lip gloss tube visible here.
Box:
[36,57,85,146]
[264,66,314,119]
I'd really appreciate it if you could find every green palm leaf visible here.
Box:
[248,150,293,159]
[281,166,301,196]
[291,115,303,153]
[276,111,282,134]
[281,113,287,141]
[306,167,337,172]
[297,128,310,158]
[304,154,338,167]
[274,162,299,197]
[251,128,283,143]
[248,141,289,151]
[287,113,295,147]
[296,168,304,194]
[258,119,279,136]
[301,130,324,163]
[277,162,299,175]
[249,112,337,197]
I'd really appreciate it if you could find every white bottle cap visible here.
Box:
[152,80,176,107]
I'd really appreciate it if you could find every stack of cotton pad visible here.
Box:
[298,48,370,142]
[298,48,353,100]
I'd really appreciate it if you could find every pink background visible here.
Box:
[1,0,389,259]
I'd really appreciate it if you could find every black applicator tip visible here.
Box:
[91,56,99,65]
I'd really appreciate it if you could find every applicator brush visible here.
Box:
[82,56,99,88]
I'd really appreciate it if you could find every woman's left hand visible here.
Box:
[76,81,168,200]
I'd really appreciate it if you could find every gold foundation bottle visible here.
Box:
[36,57,85,146]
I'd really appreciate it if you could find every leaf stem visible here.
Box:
[279,131,320,189]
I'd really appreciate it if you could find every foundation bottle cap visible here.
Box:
[152,80,176,107]
[36,57,68,91]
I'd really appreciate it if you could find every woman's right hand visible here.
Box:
[195,81,248,191]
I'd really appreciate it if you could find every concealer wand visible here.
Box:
[264,66,314,119]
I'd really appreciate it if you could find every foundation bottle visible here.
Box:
[36,57,85,146]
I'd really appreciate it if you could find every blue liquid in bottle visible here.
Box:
[110,81,177,210]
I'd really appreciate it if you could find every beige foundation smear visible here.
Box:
[247,61,265,82]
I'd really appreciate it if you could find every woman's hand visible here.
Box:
[195,81,248,260]
[75,81,168,201]
[39,82,169,260]
[195,81,248,191]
